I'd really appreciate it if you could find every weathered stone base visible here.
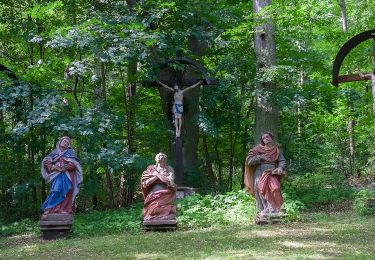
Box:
[143,219,177,232]
[255,212,283,225]
[40,213,73,240]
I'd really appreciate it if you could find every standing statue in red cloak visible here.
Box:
[41,136,83,218]
[244,132,286,224]
[141,153,176,222]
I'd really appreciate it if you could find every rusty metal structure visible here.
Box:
[332,29,375,87]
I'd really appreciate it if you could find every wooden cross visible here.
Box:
[143,53,217,185]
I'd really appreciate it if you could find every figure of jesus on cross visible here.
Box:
[157,80,203,137]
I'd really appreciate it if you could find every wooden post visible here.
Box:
[174,137,183,185]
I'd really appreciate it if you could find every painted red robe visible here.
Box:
[141,165,176,221]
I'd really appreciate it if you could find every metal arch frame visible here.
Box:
[332,29,375,87]
[159,57,212,85]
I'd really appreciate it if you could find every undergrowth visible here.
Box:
[1,189,308,237]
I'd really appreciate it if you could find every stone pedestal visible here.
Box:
[40,213,73,240]
[255,212,283,225]
[143,219,177,232]
[176,186,196,199]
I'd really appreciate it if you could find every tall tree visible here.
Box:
[253,0,279,143]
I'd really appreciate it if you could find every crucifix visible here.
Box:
[156,79,203,138]
[332,29,375,111]
[147,52,217,186]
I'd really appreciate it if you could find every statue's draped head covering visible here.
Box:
[48,136,77,160]
[56,136,71,150]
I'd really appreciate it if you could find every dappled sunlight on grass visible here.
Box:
[248,229,283,237]
[1,212,374,259]
[248,227,314,238]
[135,253,169,259]
[280,240,337,249]
[310,227,331,232]
[280,240,311,248]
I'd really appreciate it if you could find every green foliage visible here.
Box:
[1,0,375,223]
[353,189,375,216]
[0,219,39,237]
[282,192,305,221]
[72,203,143,236]
[283,173,354,208]
[0,203,144,238]
[177,190,255,228]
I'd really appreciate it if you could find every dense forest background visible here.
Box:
[0,0,374,223]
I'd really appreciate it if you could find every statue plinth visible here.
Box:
[255,212,284,225]
[143,219,177,231]
[40,213,73,240]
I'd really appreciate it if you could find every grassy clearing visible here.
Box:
[1,211,374,259]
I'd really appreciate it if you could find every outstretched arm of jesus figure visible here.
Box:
[181,80,203,94]
[157,80,174,92]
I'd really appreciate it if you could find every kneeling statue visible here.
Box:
[141,153,177,227]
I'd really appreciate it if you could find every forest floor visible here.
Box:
[0,208,374,259]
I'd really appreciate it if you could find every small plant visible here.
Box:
[353,189,375,216]
[282,192,305,221]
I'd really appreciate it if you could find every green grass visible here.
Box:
[0,211,374,259]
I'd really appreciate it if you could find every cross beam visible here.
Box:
[143,78,218,88]
[335,73,373,84]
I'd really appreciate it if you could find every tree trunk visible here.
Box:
[27,15,34,65]
[228,128,235,191]
[125,60,137,153]
[181,36,208,184]
[120,0,139,204]
[296,69,305,169]
[253,0,279,143]
[94,62,106,106]
[337,0,356,176]
[105,170,114,208]
[347,109,356,176]
[182,84,200,178]
[41,131,47,202]
[241,96,255,189]
[214,139,223,190]
[337,0,348,33]
[118,59,137,207]
[202,133,216,188]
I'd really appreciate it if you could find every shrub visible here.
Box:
[282,172,354,207]
[282,192,305,221]
[353,189,375,216]
[177,190,256,228]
